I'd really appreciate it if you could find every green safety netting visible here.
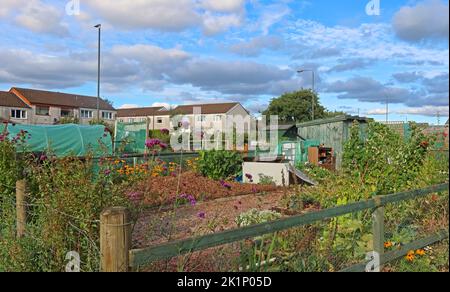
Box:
[114,121,148,154]
[1,123,112,157]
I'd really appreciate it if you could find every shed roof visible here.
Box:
[297,115,371,127]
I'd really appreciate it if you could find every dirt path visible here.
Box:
[132,189,288,248]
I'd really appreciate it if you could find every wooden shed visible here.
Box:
[297,115,370,170]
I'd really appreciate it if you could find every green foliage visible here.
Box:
[343,121,432,195]
[197,150,243,180]
[0,136,143,271]
[258,174,275,185]
[262,90,344,123]
[235,209,282,227]
[59,117,80,124]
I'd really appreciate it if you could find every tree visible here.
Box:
[262,89,344,123]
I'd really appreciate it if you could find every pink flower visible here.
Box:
[127,191,142,202]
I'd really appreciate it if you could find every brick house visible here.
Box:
[0,87,116,125]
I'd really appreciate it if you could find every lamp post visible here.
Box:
[298,69,316,121]
[94,24,101,121]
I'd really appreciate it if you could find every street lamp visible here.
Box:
[297,69,316,121]
[94,24,101,121]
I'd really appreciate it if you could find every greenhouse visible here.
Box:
[1,123,112,157]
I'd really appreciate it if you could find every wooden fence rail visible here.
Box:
[97,183,449,272]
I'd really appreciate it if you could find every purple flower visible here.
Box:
[198,212,206,219]
[39,154,47,161]
[127,191,142,202]
[160,129,170,135]
[104,169,111,176]
[220,180,232,189]
[179,194,196,206]
[122,153,129,158]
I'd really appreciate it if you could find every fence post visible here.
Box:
[16,179,27,238]
[100,207,131,272]
[372,196,385,272]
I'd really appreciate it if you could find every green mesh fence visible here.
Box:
[114,121,148,154]
[1,123,112,157]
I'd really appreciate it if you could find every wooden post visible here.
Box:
[372,197,385,272]
[100,207,131,272]
[16,179,27,238]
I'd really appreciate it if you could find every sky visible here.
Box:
[0,0,448,124]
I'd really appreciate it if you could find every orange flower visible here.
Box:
[405,254,415,262]
[384,241,393,248]
[415,249,426,256]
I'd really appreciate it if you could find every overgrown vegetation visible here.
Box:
[197,150,243,180]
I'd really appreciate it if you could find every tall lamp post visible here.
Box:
[94,24,101,121]
[298,69,316,121]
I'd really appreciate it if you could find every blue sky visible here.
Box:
[0,0,448,124]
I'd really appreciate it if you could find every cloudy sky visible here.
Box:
[0,0,448,124]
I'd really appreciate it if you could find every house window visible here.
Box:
[156,117,163,124]
[36,106,50,116]
[102,111,114,120]
[80,110,93,118]
[11,109,27,119]
[214,115,222,122]
[128,118,135,123]
[196,115,206,122]
[61,109,73,117]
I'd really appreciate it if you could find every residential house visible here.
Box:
[0,91,31,124]
[168,102,250,130]
[116,106,170,130]
[117,102,250,132]
[0,87,116,125]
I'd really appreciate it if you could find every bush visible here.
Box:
[197,150,243,180]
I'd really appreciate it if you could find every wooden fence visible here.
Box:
[98,183,449,272]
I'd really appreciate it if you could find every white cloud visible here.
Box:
[368,106,449,117]
[396,106,449,117]
[0,0,26,17]
[202,12,242,36]
[151,102,172,109]
[201,0,246,13]
[83,0,201,31]
[229,35,284,57]
[15,0,69,36]
[119,104,140,109]
[257,4,290,35]
[393,0,449,42]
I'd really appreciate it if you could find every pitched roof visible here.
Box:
[170,102,240,115]
[117,107,166,117]
[0,91,30,108]
[11,87,115,111]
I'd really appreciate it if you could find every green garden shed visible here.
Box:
[297,115,370,170]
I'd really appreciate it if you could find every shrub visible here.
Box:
[197,150,243,180]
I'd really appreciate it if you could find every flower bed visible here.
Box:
[131,171,280,207]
